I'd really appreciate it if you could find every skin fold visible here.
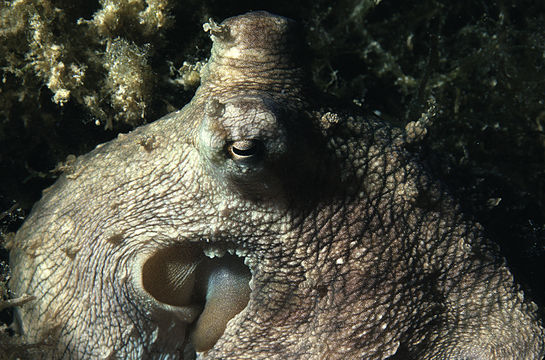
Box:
[8,11,545,359]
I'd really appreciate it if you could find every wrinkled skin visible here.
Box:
[8,11,545,359]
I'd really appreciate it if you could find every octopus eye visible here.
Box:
[227,139,264,161]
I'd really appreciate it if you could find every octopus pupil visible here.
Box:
[229,140,260,159]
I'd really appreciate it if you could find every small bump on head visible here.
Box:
[206,11,303,67]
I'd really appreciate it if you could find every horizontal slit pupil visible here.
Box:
[232,145,255,156]
[230,140,259,158]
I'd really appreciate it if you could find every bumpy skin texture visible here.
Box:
[8,11,545,359]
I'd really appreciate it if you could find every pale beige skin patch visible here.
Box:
[8,11,545,359]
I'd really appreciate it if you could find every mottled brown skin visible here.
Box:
[8,11,545,359]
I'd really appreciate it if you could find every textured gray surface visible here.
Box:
[6,11,545,359]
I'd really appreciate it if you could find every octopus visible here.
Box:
[7,11,545,359]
